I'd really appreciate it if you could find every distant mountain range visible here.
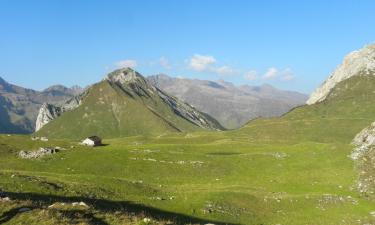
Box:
[0,77,83,133]
[0,71,308,134]
[148,75,308,129]
[35,68,223,139]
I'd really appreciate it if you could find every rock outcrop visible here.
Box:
[35,92,86,131]
[35,103,64,132]
[352,121,375,160]
[351,122,375,196]
[19,147,62,159]
[307,43,375,105]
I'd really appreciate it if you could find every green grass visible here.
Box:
[1,75,375,224]
[0,134,374,224]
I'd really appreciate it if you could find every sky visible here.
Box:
[1,0,375,94]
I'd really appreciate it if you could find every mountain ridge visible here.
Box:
[307,43,375,105]
[36,68,224,139]
[147,74,308,129]
[0,76,84,133]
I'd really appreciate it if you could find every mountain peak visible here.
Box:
[307,43,375,105]
[106,67,147,85]
[43,85,69,92]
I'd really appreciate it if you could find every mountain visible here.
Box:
[307,43,375,104]
[0,77,83,133]
[235,43,375,144]
[36,68,223,139]
[43,85,84,97]
[147,74,307,129]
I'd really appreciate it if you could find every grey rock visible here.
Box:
[19,147,60,159]
[18,208,31,212]
[352,121,375,160]
[35,90,87,131]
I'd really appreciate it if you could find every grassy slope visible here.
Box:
[1,75,375,224]
[231,74,375,144]
[36,80,214,140]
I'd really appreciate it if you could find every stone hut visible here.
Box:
[82,136,102,147]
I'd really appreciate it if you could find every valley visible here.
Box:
[2,71,375,224]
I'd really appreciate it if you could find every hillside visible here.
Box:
[232,44,375,144]
[0,77,83,134]
[36,68,223,139]
[148,74,307,129]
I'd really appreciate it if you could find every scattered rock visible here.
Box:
[40,137,49,142]
[72,201,89,207]
[19,147,60,159]
[18,208,31,212]
[48,203,57,208]
[143,218,151,223]
[0,197,10,202]
[130,157,204,166]
[272,152,288,159]
[31,136,40,141]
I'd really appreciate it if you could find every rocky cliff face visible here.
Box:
[35,92,86,131]
[148,74,307,129]
[0,76,83,133]
[307,43,375,105]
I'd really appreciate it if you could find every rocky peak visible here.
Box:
[70,85,84,94]
[106,67,148,86]
[43,85,69,92]
[307,43,375,105]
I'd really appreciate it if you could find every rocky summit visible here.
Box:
[35,68,223,139]
[307,43,375,105]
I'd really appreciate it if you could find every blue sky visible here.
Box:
[1,0,375,94]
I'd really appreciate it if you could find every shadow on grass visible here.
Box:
[0,206,37,224]
[2,191,237,225]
